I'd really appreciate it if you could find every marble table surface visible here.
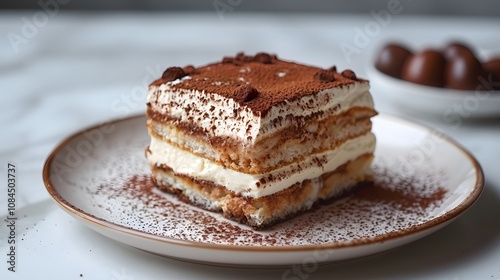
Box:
[1,11,500,279]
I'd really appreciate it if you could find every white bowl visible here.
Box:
[365,62,500,118]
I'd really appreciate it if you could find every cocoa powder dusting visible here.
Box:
[87,162,448,246]
[151,53,368,115]
[354,183,447,212]
[354,167,447,213]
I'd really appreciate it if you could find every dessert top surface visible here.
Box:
[150,52,368,114]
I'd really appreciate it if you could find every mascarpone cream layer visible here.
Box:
[147,132,375,198]
[148,80,373,145]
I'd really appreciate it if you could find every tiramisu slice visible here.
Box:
[146,53,377,229]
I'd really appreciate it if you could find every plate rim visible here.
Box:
[43,113,485,253]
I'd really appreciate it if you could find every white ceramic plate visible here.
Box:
[365,62,500,117]
[43,114,483,267]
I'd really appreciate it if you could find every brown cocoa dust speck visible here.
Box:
[353,166,447,214]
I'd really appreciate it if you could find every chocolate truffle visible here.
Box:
[445,52,485,90]
[483,58,500,90]
[375,44,412,78]
[444,42,475,61]
[401,50,446,87]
